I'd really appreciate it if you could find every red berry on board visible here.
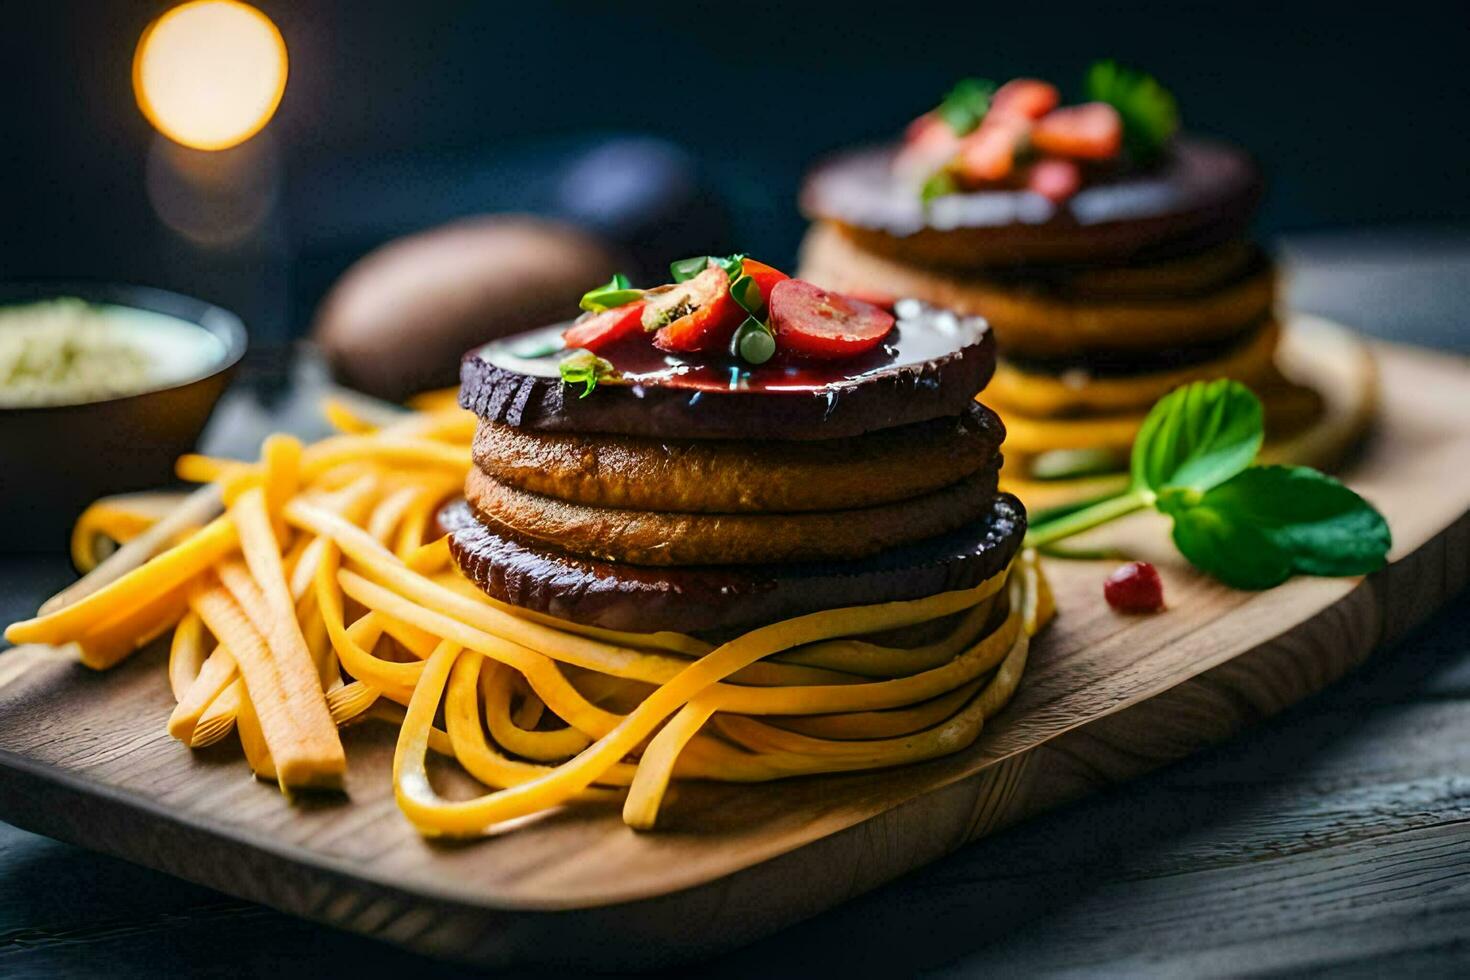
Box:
[1104,561,1165,613]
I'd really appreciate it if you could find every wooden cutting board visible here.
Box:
[0,317,1466,971]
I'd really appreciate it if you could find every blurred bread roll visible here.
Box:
[313,215,619,401]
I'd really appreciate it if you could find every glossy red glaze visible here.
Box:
[591,301,933,391]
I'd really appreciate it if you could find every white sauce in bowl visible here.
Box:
[0,299,229,408]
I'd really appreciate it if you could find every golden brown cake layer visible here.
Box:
[464,463,1001,567]
[471,402,1004,514]
[799,221,1274,358]
[987,320,1282,417]
[999,369,1324,461]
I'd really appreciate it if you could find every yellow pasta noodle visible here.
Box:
[5,393,1052,835]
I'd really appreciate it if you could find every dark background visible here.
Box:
[4,0,1468,342]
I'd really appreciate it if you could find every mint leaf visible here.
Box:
[1086,60,1179,162]
[1170,505,1294,589]
[672,254,744,285]
[1131,379,1263,497]
[579,273,641,313]
[729,274,763,314]
[936,77,995,136]
[1168,465,1392,588]
[1029,380,1392,593]
[670,256,708,283]
[558,349,615,398]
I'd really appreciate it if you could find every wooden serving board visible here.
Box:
[1,318,1466,971]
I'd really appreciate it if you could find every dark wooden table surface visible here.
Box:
[2,228,1467,978]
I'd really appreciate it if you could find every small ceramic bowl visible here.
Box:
[0,282,247,552]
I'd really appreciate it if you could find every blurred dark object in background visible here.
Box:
[3,0,1466,352]
[312,214,619,401]
[310,136,732,399]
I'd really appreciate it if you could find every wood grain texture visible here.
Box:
[713,599,1470,978]
[0,322,1466,970]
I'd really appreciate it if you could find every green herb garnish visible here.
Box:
[669,253,751,328]
[920,170,958,203]
[729,274,763,315]
[731,317,775,365]
[579,273,642,314]
[1025,379,1391,589]
[669,253,746,282]
[557,348,616,398]
[935,77,996,136]
[1085,59,1179,161]
[714,253,746,279]
[670,256,708,283]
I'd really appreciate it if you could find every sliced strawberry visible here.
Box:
[647,265,745,353]
[561,301,647,352]
[904,111,952,143]
[1026,157,1083,202]
[1032,102,1123,161]
[895,113,961,181]
[991,79,1060,121]
[954,116,1029,184]
[769,279,895,360]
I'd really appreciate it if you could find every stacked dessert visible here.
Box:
[437,256,1055,827]
[798,64,1334,510]
[449,256,1025,637]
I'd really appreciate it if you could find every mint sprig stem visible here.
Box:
[1025,487,1151,548]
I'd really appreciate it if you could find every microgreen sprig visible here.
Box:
[935,77,996,136]
[557,348,615,399]
[920,171,959,204]
[579,273,642,314]
[1025,380,1391,589]
[670,254,746,284]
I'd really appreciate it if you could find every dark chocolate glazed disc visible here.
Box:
[442,495,1027,634]
[458,301,994,441]
[801,137,1264,269]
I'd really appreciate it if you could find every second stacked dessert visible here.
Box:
[799,65,1340,509]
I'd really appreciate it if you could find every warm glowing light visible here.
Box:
[133,1,288,151]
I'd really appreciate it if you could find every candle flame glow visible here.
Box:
[133,1,288,152]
